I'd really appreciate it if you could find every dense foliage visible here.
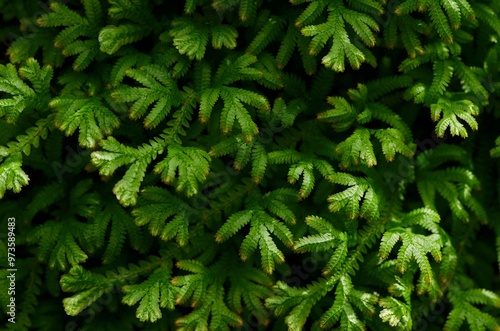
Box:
[1,0,500,330]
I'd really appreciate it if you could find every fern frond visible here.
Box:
[91,136,164,206]
[320,275,378,329]
[417,151,483,222]
[444,287,500,331]
[327,173,379,221]
[169,16,237,60]
[110,64,181,129]
[89,200,146,262]
[198,54,269,141]
[431,98,479,138]
[24,182,64,222]
[474,3,500,36]
[335,127,377,168]
[247,16,285,55]
[428,1,453,44]
[60,266,114,316]
[37,0,102,70]
[374,128,415,162]
[215,190,296,274]
[99,24,152,55]
[228,264,272,324]
[491,136,500,158]
[453,60,489,102]
[122,264,177,322]
[380,229,443,288]
[426,60,454,103]
[27,180,100,269]
[61,253,171,317]
[154,143,211,197]
[266,278,334,331]
[378,296,412,330]
[51,95,120,148]
[317,96,358,132]
[174,283,243,330]
[0,154,30,199]
[299,0,379,71]
[0,59,53,123]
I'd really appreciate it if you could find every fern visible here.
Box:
[89,199,146,263]
[110,63,182,129]
[1,0,500,329]
[90,136,164,206]
[444,287,500,330]
[169,16,238,60]
[319,275,378,329]
[99,0,157,54]
[327,172,380,221]
[379,208,443,292]
[27,180,100,270]
[0,153,30,198]
[298,0,380,71]
[215,188,297,274]
[0,59,53,123]
[122,261,177,323]
[416,145,485,222]
[51,94,120,148]
[198,53,270,141]
[37,0,103,70]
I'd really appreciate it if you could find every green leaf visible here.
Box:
[378,297,412,330]
[426,60,454,103]
[335,127,377,168]
[0,59,53,123]
[320,275,378,329]
[28,218,89,270]
[215,210,254,243]
[122,266,177,323]
[99,24,151,55]
[153,143,211,197]
[327,173,379,221]
[380,209,443,283]
[0,154,30,198]
[374,128,415,162]
[51,96,120,148]
[110,64,181,129]
[37,0,102,70]
[416,147,484,222]
[491,136,500,158]
[317,96,358,131]
[174,283,243,330]
[428,1,453,44]
[170,16,238,60]
[228,264,272,323]
[266,279,328,330]
[89,201,146,263]
[91,137,164,206]
[61,266,114,316]
[300,0,379,71]
[444,288,500,331]
[431,98,479,138]
[216,190,296,274]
